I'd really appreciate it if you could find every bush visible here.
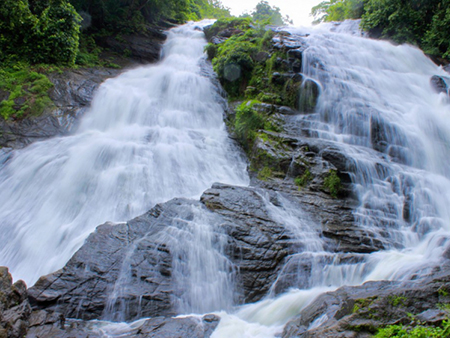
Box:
[0,0,81,65]
[323,169,341,198]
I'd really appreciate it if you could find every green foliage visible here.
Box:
[257,166,273,180]
[323,169,341,198]
[70,0,230,34]
[0,65,54,120]
[235,100,266,148]
[251,0,292,26]
[360,0,450,60]
[211,22,262,97]
[311,0,364,24]
[295,169,312,188]
[374,320,450,338]
[0,0,81,65]
[388,295,407,307]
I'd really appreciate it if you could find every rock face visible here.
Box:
[28,186,299,321]
[282,265,450,337]
[0,68,121,149]
[26,314,219,338]
[0,267,31,338]
[97,27,166,63]
[430,75,449,95]
[0,266,219,338]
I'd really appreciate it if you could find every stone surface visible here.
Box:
[28,186,301,321]
[26,314,219,338]
[282,266,450,337]
[430,75,449,95]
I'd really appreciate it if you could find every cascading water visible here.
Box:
[0,21,249,285]
[211,21,450,337]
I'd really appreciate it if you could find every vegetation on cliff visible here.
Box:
[311,0,450,61]
[0,0,230,120]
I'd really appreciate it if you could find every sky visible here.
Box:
[219,0,325,27]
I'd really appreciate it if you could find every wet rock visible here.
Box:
[28,187,299,320]
[298,79,320,113]
[97,28,166,63]
[282,268,450,337]
[430,75,449,95]
[26,314,219,338]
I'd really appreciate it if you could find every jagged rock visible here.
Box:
[97,28,166,63]
[298,78,321,113]
[282,267,450,337]
[0,267,32,338]
[430,75,449,95]
[0,68,121,149]
[28,187,300,321]
[26,314,219,338]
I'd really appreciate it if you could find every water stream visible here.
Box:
[0,21,249,284]
[211,20,450,337]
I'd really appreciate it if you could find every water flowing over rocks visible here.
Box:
[2,19,450,338]
[29,184,340,320]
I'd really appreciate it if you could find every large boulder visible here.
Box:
[26,314,219,338]
[282,266,450,337]
[28,186,301,321]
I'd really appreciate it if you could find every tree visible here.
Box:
[0,0,81,64]
[311,0,363,24]
[251,1,292,26]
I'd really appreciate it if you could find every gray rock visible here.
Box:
[28,186,301,321]
[26,314,219,338]
[282,268,450,337]
[430,75,449,95]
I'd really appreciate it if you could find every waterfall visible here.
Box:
[211,21,450,337]
[2,18,450,338]
[0,21,249,285]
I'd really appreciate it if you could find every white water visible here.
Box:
[211,21,450,338]
[0,21,248,285]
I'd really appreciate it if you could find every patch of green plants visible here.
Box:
[234,100,279,152]
[295,169,312,188]
[257,166,273,181]
[323,169,342,198]
[373,320,450,338]
[388,295,407,307]
[438,287,449,297]
[0,64,54,120]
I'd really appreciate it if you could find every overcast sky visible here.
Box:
[220,0,325,26]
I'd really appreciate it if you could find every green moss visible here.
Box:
[295,169,312,189]
[257,166,273,181]
[374,320,450,338]
[388,295,407,307]
[438,287,449,297]
[323,169,342,198]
